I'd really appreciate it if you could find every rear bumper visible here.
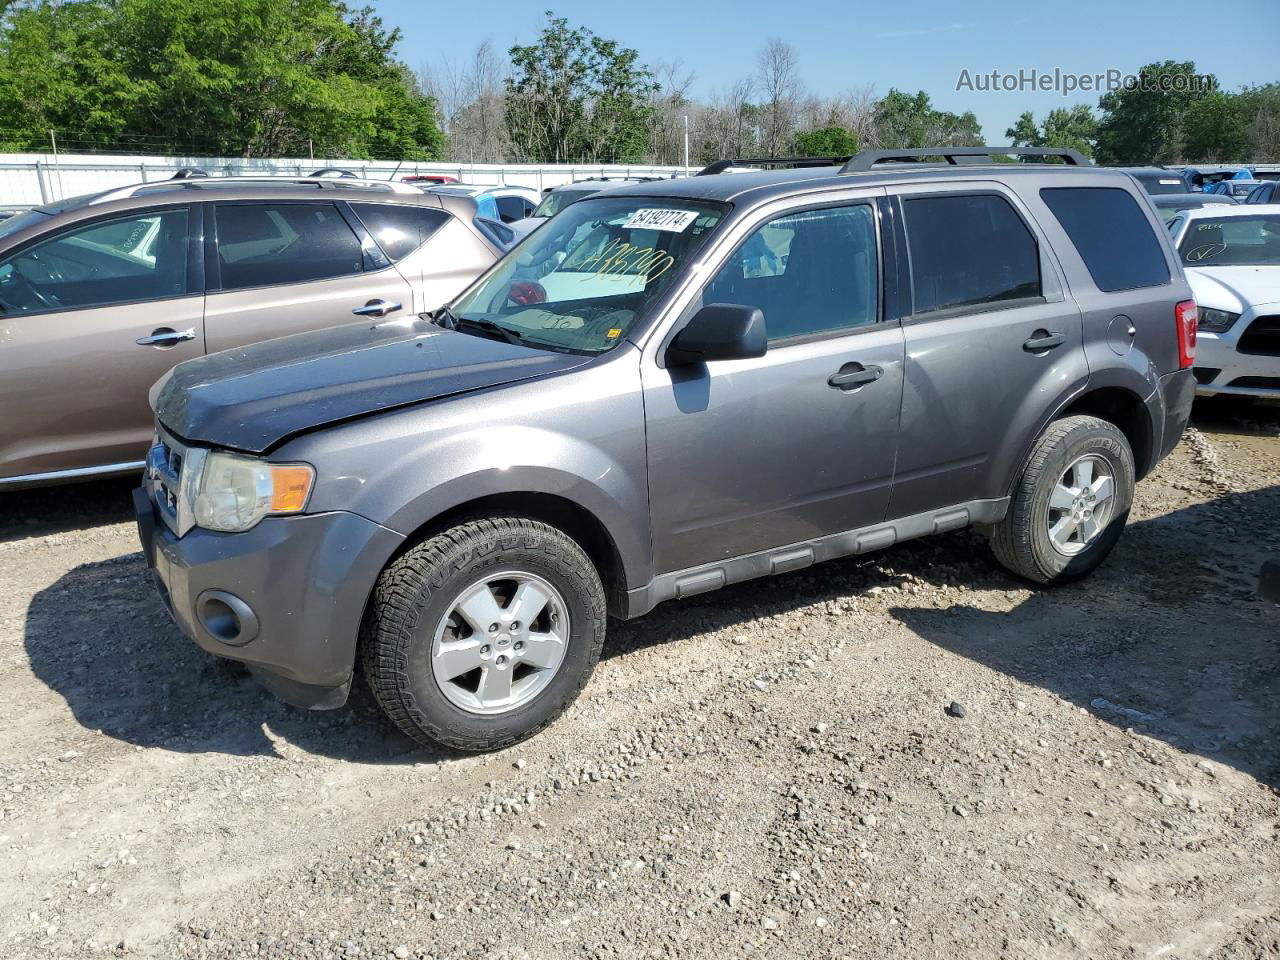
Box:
[135,487,404,708]
[1154,368,1196,467]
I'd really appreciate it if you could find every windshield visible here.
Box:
[1179,214,1280,266]
[450,196,724,354]
[532,188,595,219]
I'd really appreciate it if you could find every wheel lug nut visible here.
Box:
[510,621,521,632]
[488,623,499,633]
[497,655,507,665]
[514,641,525,651]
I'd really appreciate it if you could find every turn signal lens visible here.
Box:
[271,465,315,512]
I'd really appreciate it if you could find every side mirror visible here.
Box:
[665,303,767,366]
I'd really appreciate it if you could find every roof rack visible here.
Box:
[840,146,1090,173]
[89,175,422,205]
[696,156,852,177]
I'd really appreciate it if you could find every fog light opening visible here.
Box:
[196,590,259,646]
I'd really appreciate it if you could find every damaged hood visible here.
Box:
[153,317,591,453]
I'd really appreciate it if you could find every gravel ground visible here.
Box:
[1,399,1277,960]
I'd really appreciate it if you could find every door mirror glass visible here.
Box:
[666,303,767,366]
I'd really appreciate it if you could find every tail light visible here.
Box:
[1175,299,1197,369]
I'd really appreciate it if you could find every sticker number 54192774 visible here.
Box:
[622,208,699,232]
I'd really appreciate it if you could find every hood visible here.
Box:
[153,316,591,453]
[1185,265,1280,314]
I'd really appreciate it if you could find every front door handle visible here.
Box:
[1023,330,1066,353]
[828,363,883,391]
[136,327,196,347]
[352,298,403,318]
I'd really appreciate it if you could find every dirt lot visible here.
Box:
[1,400,1277,960]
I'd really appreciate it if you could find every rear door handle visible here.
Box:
[828,363,883,390]
[352,298,402,318]
[1023,330,1066,352]
[135,327,196,347]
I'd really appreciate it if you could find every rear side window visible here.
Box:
[1040,187,1170,292]
[495,195,532,223]
[215,202,363,290]
[902,194,1041,314]
[349,203,448,261]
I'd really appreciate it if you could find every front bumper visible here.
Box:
[134,487,404,709]
[1193,311,1280,398]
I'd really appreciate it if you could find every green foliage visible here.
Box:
[792,126,858,157]
[504,12,657,163]
[873,89,982,149]
[0,0,443,158]
[1007,105,1097,158]
[1182,91,1248,162]
[1094,61,1214,165]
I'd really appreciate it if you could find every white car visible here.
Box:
[1166,205,1280,398]
[424,184,541,225]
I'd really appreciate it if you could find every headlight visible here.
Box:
[192,452,314,532]
[1197,308,1240,333]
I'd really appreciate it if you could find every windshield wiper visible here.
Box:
[452,315,530,347]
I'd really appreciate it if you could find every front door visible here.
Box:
[203,200,414,353]
[0,205,203,480]
[643,199,905,574]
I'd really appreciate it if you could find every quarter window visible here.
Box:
[349,203,448,262]
[1040,187,1170,292]
[0,208,189,314]
[702,204,879,342]
[215,202,363,290]
[902,193,1042,314]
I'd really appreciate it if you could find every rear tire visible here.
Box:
[361,517,606,752]
[990,415,1135,585]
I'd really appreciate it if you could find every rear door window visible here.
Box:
[349,203,448,262]
[495,195,531,223]
[214,202,364,290]
[902,193,1041,314]
[0,208,190,314]
[1040,187,1170,292]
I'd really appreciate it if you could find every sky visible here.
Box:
[377,0,1278,145]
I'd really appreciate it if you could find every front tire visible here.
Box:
[362,517,606,751]
[990,415,1135,585]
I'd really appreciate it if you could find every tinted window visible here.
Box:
[1040,187,1170,292]
[0,208,188,314]
[1134,173,1189,195]
[215,202,362,290]
[349,202,448,261]
[474,218,516,249]
[1178,214,1280,267]
[903,194,1041,314]
[703,204,879,342]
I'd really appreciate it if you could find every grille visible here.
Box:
[145,431,206,536]
[1238,315,1280,356]
[1229,376,1280,390]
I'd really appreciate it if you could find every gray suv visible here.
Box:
[135,147,1198,751]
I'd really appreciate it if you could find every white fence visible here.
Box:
[0,153,690,210]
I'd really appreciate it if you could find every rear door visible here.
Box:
[203,200,414,353]
[0,204,203,480]
[885,183,1087,517]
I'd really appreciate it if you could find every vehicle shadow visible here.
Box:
[22,551,433,763]
[0,474,141,543]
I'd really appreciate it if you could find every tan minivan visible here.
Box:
[0,177,506,487]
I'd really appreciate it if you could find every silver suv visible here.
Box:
[0,177,504,486]
[135,147,1198,751]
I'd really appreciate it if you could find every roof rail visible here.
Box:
[88,175,422,205]
[696,156,852,177]
[841,146,1090,173]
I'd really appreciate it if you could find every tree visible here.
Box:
[1182,91,1248,161]
[0,0,444,158]
[422,41,509,163]
[1008,105,1097,157]
[694,78,758,163]
[793,126,858,157]
[504,12,656,163]
[1240,83,1280,161]
[1094,61,1214,164]
[756,37,799,157]
[873,89,982,149]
